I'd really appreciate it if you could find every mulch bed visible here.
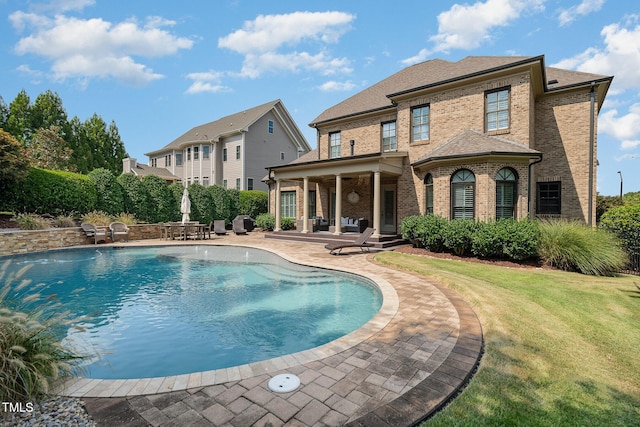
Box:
[392,244,548,270]
[0,214,18,229]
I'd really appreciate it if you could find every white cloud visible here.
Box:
[403,0,545,65]
[185,71,231,94]
[552,16,640,89]
[558,0,606,26]
[218,11,354,78]
[10,12,193,86]
[599,104,640,144]
[318,80,356,92]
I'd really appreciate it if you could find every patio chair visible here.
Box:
[213,220,228,235]
[232,218,247,235]
[81,222,108,244]
[325,227,375,255]
[109,221,130,242]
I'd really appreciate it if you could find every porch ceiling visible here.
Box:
[270,151,407,181]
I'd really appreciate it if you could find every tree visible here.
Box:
[88,168,124,215]
[26,126,74,171]
[30,90,69,137]
[5,89,31,144]
[0,96,8,130]
[0,129,30,193]
[142,175,175,223]
[117,173,149,222]
[67,116,93,174]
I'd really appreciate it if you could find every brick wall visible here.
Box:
[0,224,163,257]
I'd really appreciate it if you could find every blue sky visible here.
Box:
[1,0,639,196]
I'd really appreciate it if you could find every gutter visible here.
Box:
[588,81,596,226]
[528,155,543,215]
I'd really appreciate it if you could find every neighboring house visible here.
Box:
[144,99,311,192]
[122,157,179,184]
[266,55,612,237]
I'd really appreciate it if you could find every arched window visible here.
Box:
[424,173,434,214]
[451,169,475,219]
[496,168,517,219]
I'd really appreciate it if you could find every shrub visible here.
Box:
[112,212,137,225]
[168,183,185,222]
[239,190,268,218]
[255,213,275,230]
[400,214,447,251]
[52,214,76,228]
[142,175,175,223]
[281,217,295,230]
[187,184,212,224]
[401,215,423,247]
[88,168,124,215]
[538,219,627,276]
[12,213,50,230]
[81,210,112,226]
[117,173,149,222]
[8,168,97,215]
[470,220,503,258]
[207,185,231,224]
[443,219,477,256]
[501,219,540,261]
[0,262,89,402]
[255,213,294,230]
[227,189,241,221]
[471,219,540,261]
[600,204,640,260]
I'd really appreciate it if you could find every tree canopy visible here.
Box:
[1,89,128,175]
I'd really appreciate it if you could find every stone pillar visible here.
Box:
[274,179,282,232]
[334,174,342,235]
[302,177,310,233]
[373,171,381,238]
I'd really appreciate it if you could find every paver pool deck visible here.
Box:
[67,232,483,426]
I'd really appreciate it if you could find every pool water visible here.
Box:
[4,246,382,379]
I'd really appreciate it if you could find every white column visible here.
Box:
[274,179,282,231]
[334,174,342,235]
[302,177,309,233]
[373,171,381,238]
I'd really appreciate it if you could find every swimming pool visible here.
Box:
[3,246,382,380]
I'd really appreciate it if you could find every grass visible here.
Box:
[374,251,640,426]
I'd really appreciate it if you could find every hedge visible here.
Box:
[401,215,540,261]
[6,168,97,215]
[88,168,124,215]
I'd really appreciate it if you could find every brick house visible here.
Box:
[266,56,612,237]
[143,99,311,192]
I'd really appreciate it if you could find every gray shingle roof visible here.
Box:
[146,99,282,156]
[412,129,541,167]
[311,55,610,125]
[130,163,178,180]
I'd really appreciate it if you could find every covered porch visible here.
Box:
[268,152,407,238]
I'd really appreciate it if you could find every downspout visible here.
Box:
[528,155,543,217]
[588,82,596,226]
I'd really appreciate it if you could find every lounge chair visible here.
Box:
[109,221,130,242]
[213,220,228,235]
[232,218,247,235]
[325,227,375,255]
[81,222,108,244]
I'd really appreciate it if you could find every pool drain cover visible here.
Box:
[268,373,300,393]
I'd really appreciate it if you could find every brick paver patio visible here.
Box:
[67,233,482,426]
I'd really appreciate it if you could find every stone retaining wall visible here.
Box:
[0,224,162,256]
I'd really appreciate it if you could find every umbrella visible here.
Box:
[180,188,191,224]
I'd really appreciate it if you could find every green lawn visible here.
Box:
[375,252,640,427]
